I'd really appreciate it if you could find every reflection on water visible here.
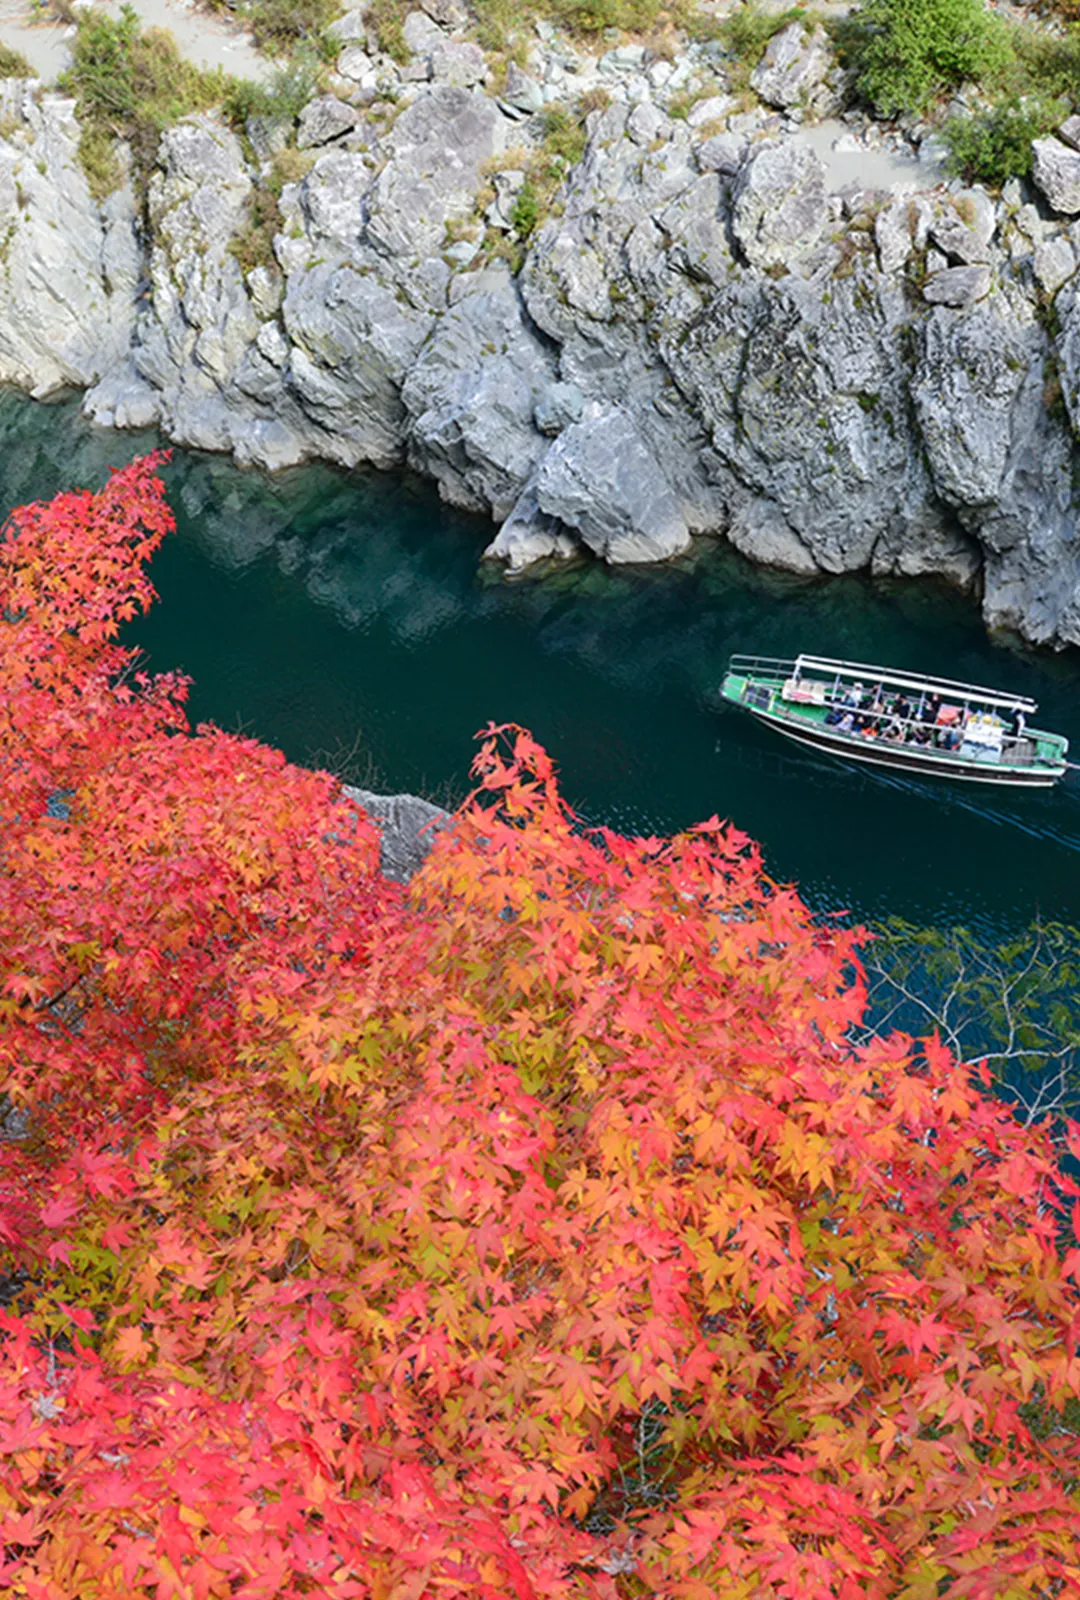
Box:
[2,389,1080,933]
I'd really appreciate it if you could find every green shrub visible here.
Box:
[718,2,807,87]
[1013,24,1080,102]
[245,0,337,58]
[0,44,32,78]
[366,0,409,62]
[540,103,589,169]
[222,52,319,128]
[508,179,540,239]
[848,0,1012,116]
[943,94,1066,185]
[60,6,226,190]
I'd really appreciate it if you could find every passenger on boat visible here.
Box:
[894,692,911,721]
[836,710,856,733]
[883,718,904,743]
[1007,706,1027,738]
[911,724,932,747]
[923,693,942,724]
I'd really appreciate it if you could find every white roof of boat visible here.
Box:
[794,654,1038,715]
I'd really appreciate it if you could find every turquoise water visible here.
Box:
[3,390,1080,931]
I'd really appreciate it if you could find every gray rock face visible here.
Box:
[732,141,827,268]
[402,267,555,517]
[749,23,834,112]
[1032,137,1080,215]
[0,85,136,397]
[344,786,451,882]
[5,76,1070,654]
[535,406,691,563]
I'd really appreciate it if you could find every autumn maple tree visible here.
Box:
[0,455,1078,1598]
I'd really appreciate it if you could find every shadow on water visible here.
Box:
[2,389,1080,934]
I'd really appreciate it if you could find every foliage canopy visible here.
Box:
[0,459,1078,1596]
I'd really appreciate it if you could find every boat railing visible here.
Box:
[726,654,799,679]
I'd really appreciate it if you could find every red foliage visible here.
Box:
[0,457,1078,1597]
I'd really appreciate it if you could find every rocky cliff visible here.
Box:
[2,13,1080,648]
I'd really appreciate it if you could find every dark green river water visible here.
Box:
[4,390,1080,933]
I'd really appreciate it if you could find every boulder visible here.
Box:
[365,87,507,263]
[875,195,914,274]
[930,203,992,265]
[430,39,486,87]
[922,265,991,307]
[732,139,827,269]
[535,406,691,563]
[1059,113,1080,152]
[420,0,469,24]
[327,9,368,42]
[1036,235,1076,294]
[687,94,734,129]
[344,787,451,882]
[501,61,545,115]
[336,47,374,84]
[297,96,361,150]
[534,379,584,435]
[1032,136,1080,216]
[402,9,444,55]
[697,131,747,175]
[749,22,834,111]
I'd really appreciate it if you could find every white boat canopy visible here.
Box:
[792,655,1039,716]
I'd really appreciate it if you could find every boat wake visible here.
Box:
[718,734,1080,856]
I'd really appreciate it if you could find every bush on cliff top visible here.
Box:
[61,5,226,194]
[0,456,1078,1596]
[847,0,1011,115]
[943,93,1066,184]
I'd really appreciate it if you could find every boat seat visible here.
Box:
[782,679,826,705]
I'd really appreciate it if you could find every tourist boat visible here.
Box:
[719,654,1070,787]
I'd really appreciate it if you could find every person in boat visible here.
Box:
[882,717,904,743]
[922,693,942,724]
[835,710,856,733]
[1007,705,1026,739]
[894,692,911,722]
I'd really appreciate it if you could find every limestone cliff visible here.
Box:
[0,15,1079,649]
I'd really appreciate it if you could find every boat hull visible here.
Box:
[741,704,1064,787]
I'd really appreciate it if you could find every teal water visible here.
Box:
[3,390,1080,932]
